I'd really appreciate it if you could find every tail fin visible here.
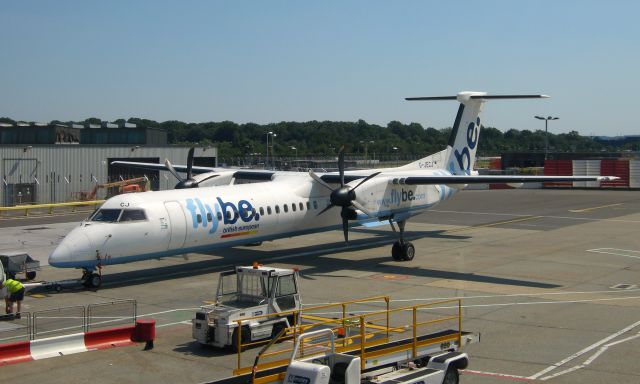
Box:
[405,92,549,175]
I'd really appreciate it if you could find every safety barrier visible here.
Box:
[232,296,462,383]
[0,300,136,342]
[0,321,154,365]
[0,200,104,217]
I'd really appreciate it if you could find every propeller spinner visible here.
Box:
[309,148,379,243]
[165,147,218,189]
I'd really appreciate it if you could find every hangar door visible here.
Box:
[3,159,37,206]
[164,201,187,250]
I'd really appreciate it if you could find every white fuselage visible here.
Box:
[48,168,459,269]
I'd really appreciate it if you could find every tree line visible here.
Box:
[2,116,637,159]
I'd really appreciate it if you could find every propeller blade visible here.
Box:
[186,147,195,180]
[351,200,374,218]
[352,171,381,191]
[164,159,185,182]
[338,146,345,187]
[308,170,334,191]
[341,208,349,243]
[317,204,335,216]
[192,172,219,186]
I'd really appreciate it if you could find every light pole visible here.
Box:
[392,146,398,167]
[291,146,297,158]
[534,115,559,161]
[266,131,277,169]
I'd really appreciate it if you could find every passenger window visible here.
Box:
[292,203,296,212]
[197,214,202,223]
[267,206,272,215]
[226,211,231,220]
[259,207,264,216]
[306,202,310,210]
[284,204,289,213]
[299,202,304,211]
[91,209,122,222]
[275,205,280,214]
[119,209,147,222]
[206,212,212,222]
[217,212,223,221]
[313,201,318,209]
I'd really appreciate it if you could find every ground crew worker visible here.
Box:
[2,279,25,317]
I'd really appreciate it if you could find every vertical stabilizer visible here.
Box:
[404,92,549,174]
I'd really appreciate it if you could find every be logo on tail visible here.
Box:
[453,117,480,173]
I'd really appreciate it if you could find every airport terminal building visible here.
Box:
[0,122,217,206]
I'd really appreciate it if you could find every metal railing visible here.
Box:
[0,300,136,342]
[0,200,104,217]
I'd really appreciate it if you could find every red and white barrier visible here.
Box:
[0,320,154,366]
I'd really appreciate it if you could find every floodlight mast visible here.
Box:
[535,115,559,161]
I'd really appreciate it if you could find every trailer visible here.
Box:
[192,264,302,351]
[0,252,40,280]
[204,294,478,384]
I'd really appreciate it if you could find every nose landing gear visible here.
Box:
[390,220,415,261]
[81,269,103,289]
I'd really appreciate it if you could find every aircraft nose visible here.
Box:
[49,231,94,267]
[48,243,72,267]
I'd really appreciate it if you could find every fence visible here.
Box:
[0,300,136,343]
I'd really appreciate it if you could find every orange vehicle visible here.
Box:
[74,177,148,201]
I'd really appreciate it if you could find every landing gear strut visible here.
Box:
[81,269,102,289]
[390,220,415,261]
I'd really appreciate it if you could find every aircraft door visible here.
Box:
[165,201,187,250]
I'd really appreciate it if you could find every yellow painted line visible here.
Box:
[201,300,216,305]
[29,294,47,299]
[569,203,623,213]
[444,215,543,233]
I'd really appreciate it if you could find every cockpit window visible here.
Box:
[119,209,147,222]
[90,209,122,222]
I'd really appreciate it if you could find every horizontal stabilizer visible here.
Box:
[406,94,549,101]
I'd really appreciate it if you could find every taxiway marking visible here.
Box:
[568,203,623,213]
[430,209,640,223]
[444,215,543,233]
[587,247,640,260]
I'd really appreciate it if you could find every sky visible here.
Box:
[1,1,639,136]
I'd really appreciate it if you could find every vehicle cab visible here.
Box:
[192,264,301,350]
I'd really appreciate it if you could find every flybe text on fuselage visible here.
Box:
[185,196,260,238]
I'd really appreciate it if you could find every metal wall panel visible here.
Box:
[0,145,217,205]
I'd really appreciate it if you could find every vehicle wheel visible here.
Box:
[26,271,37,280]
[401,242,415,261]
[391,241,403,261]
[271,321,286,340]
[442,367,459,384]
[86,273,102,289]
[231,326,250,353]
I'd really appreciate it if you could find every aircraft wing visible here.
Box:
[320,173,618,184]
[110,161,275,181]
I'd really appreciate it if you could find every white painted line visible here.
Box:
[304,295,640,316]
[529,319,640,380]
[430,209,640,224]
[463,369,533,381]
[303,288,640,306]
[587,248,640,260]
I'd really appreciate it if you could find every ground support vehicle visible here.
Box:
[192,264,301,350]
[204,296,478,384]
[0,252,40,280]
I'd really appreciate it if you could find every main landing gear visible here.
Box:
[81,269,102,289]
[390,220,415,261]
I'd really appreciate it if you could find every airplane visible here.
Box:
[48,92,618,288]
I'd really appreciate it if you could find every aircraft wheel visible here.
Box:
[26,271,37,280]
[391,241,403,261]
[86,273,102,289]
[402,242,415,261]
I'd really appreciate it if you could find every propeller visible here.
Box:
[165,147,218,189]
[309,147,379,243]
